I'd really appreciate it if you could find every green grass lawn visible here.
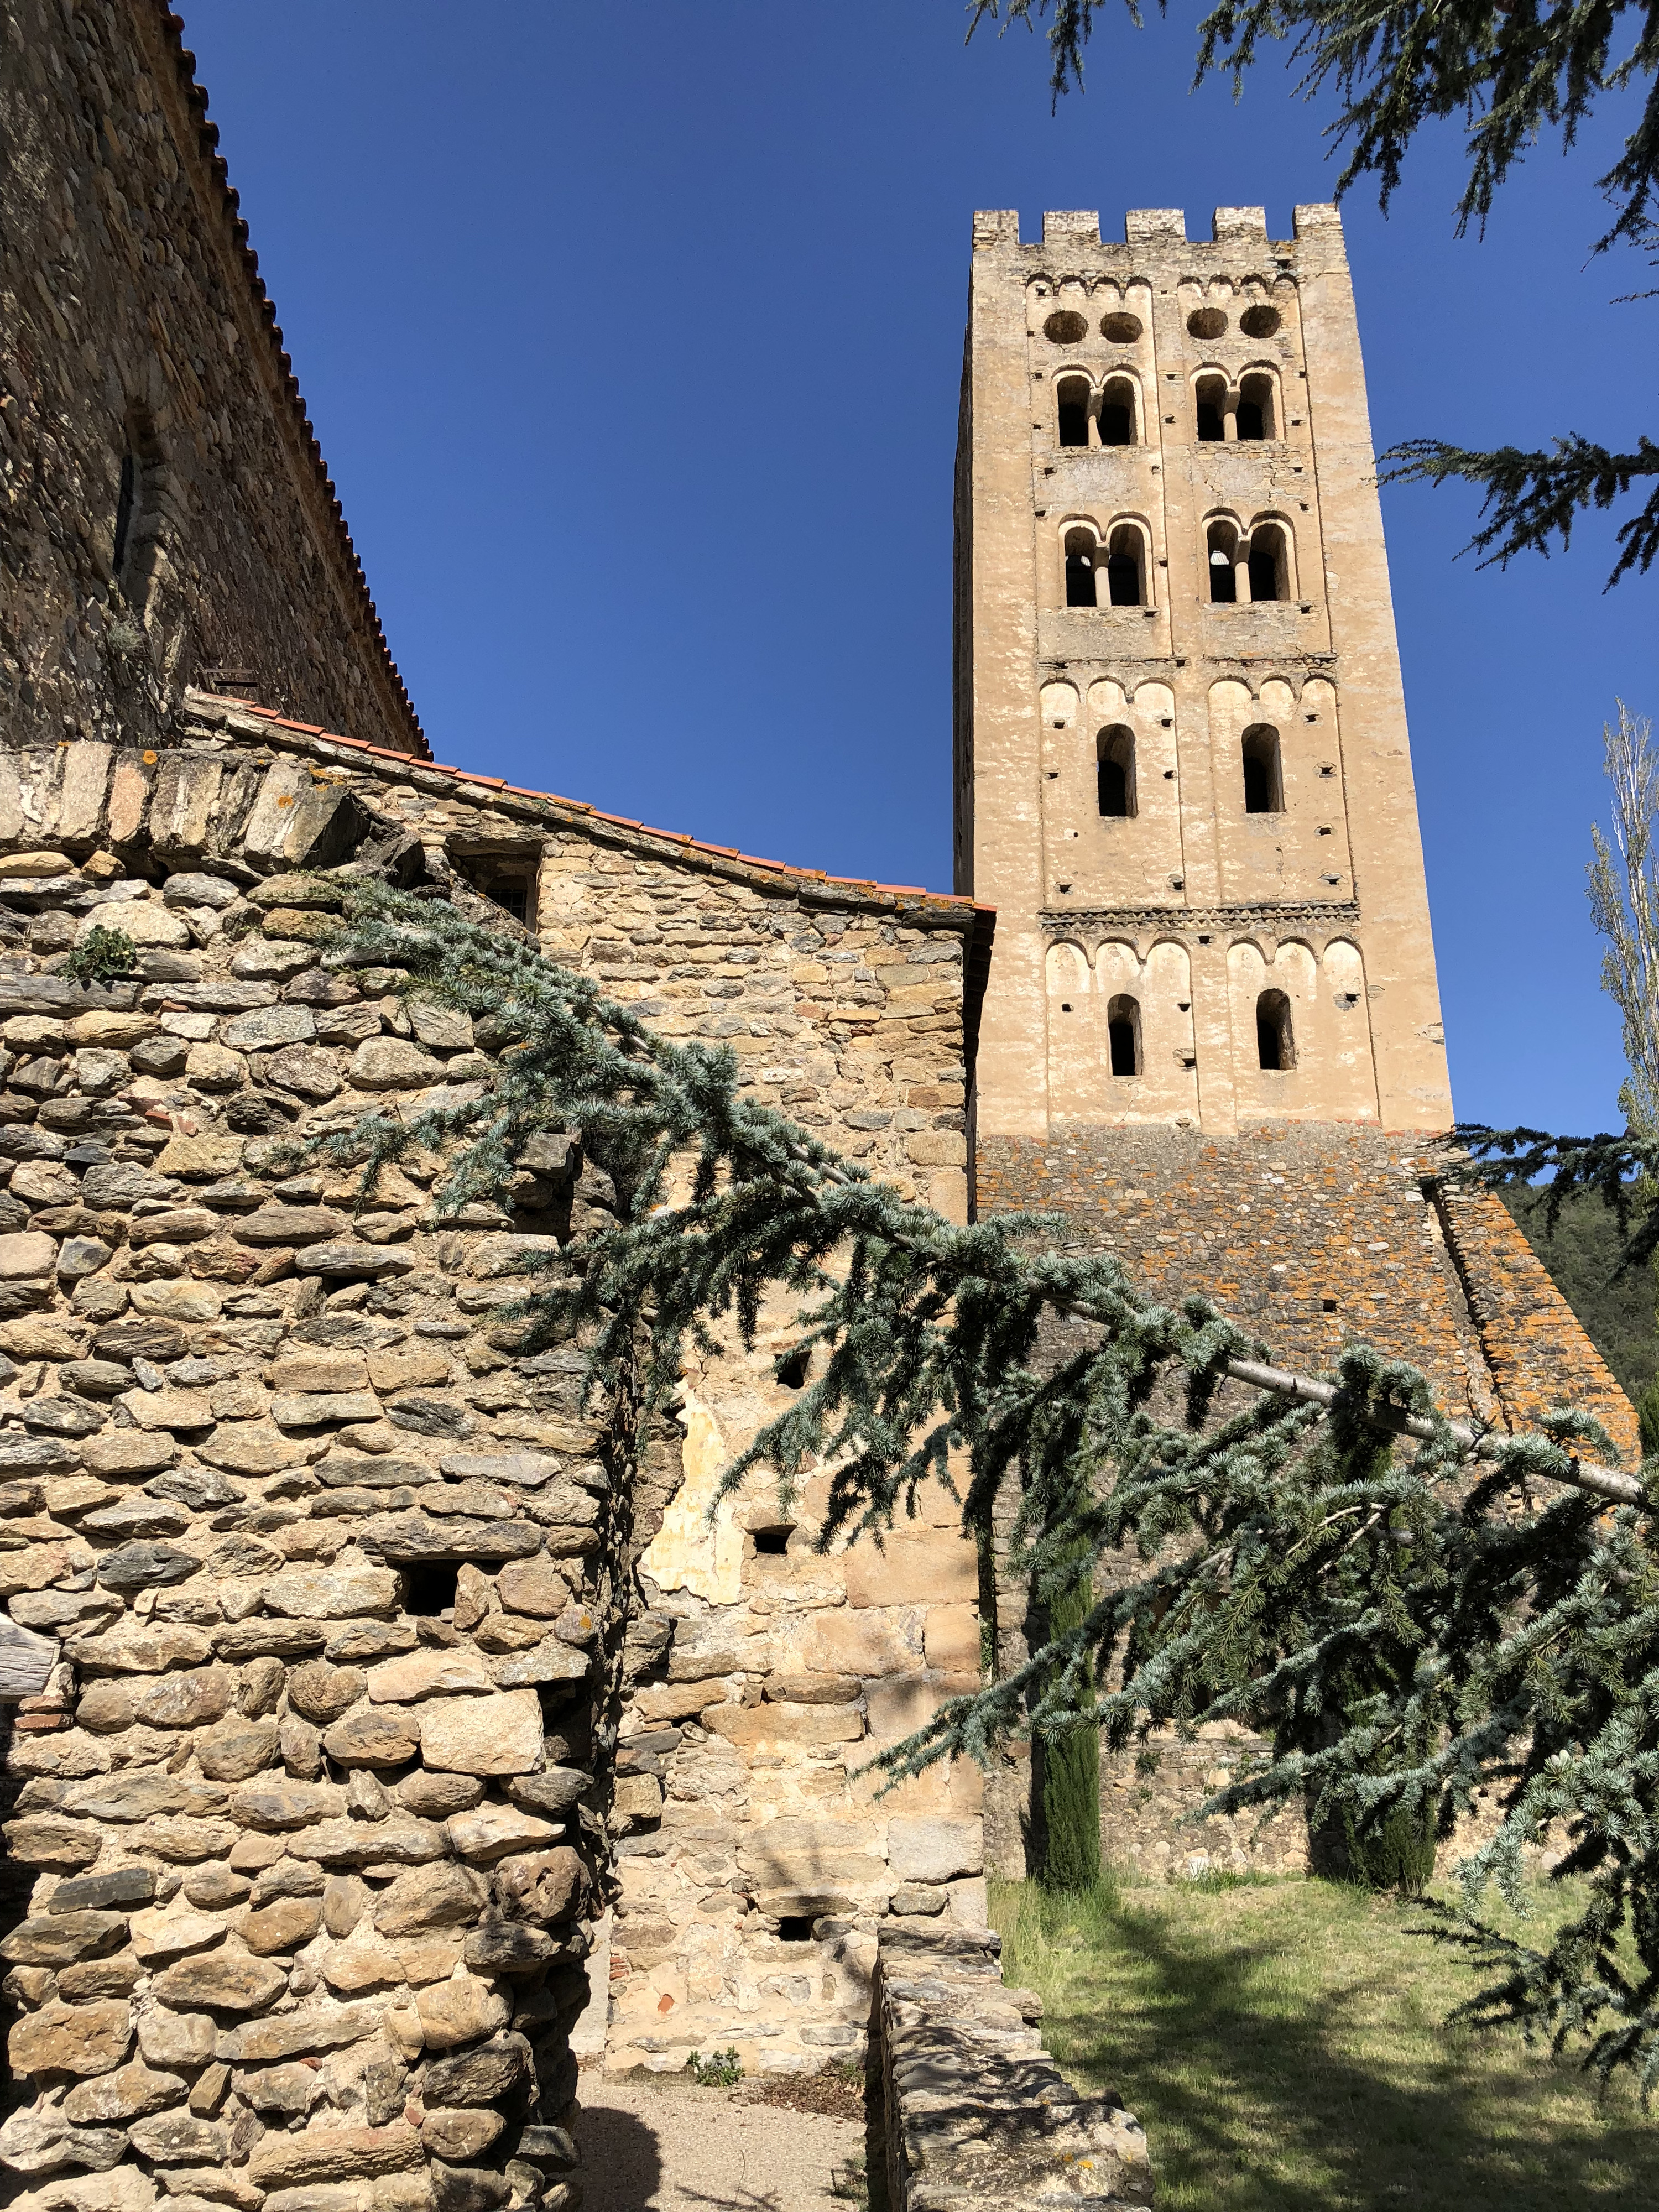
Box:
[989,1872,1659,2210]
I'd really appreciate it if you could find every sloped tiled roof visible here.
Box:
[152,7,426,758]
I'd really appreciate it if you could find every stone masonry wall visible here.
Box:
[2,0,422,756]
[975,1122,1640,1879]
[869,1923,1153,2211]
[0,701,995,2091]
[0,758,623,2211]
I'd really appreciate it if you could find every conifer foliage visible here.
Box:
[320,881,1659,2090]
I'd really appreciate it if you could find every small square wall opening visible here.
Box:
[776,1916,816,1942]
[452,850,537,926]
[403,1562,459,1618]
[753,1528,791,1557]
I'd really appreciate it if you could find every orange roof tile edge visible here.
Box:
[185,692,992,920]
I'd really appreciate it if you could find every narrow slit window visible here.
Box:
[1056,375,1091,448]
[1107,994,1142,1078]
[1097,726,1136,818]
[113,452,140,582]
[1256,989,1295,1072]
[1241,724,1282,813]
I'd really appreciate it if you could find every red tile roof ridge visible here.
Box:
[184,690,989,917]
[150,7,428,763]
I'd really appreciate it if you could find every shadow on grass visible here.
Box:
[1022,1886,1657,2211]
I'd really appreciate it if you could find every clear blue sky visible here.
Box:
[182,2,1657,1138]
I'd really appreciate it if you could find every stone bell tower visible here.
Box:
[954,204,1452,1150]
[954,207,1643,1881]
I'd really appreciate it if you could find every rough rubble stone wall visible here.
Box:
[869,1924,1153,2210]
[0,706,994,2098]
[2,0,422,755]
[0,742,630,2212]
[974,1123,1640,1880]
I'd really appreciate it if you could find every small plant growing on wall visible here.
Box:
[62,925,138,985]
[686,2047,743,2087]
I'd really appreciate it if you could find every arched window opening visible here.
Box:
[1237,371,1276,440]
[1194,373,1227,443]
[1241,724,1282,813]
[1256,989,1295,1072]
[1056,375,1092,448]
[1098,375,1135,446]
[1063,528,1098,608]
[1097,726,1136,818]
[1103,524,1144,607]
[1207,522,1238,605]
[1107,995,1142,1077]
[1248,524,1288,604]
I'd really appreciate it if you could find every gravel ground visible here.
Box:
[577,2075,867,2211]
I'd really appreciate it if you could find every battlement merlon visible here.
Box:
[970,204,1348,268]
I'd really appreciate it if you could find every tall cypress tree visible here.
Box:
[1034,1544,1102,1892]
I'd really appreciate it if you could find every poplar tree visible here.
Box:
[968,0,1659,585]
[306,880,1659,2094]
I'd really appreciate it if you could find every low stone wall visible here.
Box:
[869,1924,1152,2210]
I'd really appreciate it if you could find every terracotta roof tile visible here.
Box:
[189,692,990,920]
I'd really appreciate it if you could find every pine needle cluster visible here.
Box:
[309,880,1659,2093]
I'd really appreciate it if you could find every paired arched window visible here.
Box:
[1056,373,1139,448]
[1108,994,1142,1077]
[1193,368,1280,442]
[1256,989,1295,1071]
[1241,724,1282,813]
[1206,517,1295,604]
[1097,726,1136,817]
[1063,524,1148,608]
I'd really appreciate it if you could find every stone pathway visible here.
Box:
[577,2076,866,2212]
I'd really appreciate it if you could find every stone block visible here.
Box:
[372,1863,487,1938]
[264,1566,398,1619]
[885,1814,983,1885]
[842,1528,977,1608]
[9,2000,133,2077]
[415,1974,510,2052]
[247,2124,423,2190]
[418,1690,542,1775]
[152,1948,285,2012]
[446,1804,561,1861]
[364,1648,492,1703]
[702,1702,864,1748]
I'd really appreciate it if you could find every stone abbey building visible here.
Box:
[0,4,1635,2208]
